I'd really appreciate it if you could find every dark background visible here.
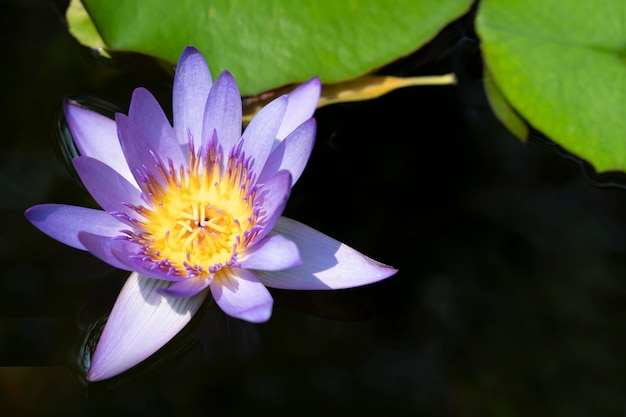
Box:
[1,1,625,416]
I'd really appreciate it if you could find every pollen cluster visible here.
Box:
[130,143,258,278]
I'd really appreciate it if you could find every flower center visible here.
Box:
[129,142,258,278]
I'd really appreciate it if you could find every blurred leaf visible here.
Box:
[72,0,473,95]
[476,0,626,172]
[483,68,528,141]
[66,0,109,57]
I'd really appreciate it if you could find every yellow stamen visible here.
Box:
[136,146,257,278]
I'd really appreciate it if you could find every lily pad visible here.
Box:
[482,68,528,141]
[66,0,108,57]
[476,0,626,173]
[72,0,473,95]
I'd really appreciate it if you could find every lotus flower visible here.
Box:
[25,46,397,380]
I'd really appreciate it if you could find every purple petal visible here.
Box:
[129,88,186,168]
[73,156,143,219]
[25,204,124,250]
[202,71,242,153]
[255,217,398,290]
[210,269,273,322]
[109,239,182,282]
[116,114,168,190]
[241,95,287,171]
[253,170,292,242]
[277,77,321,140]
[78,232,133,271]
[239,234,301,271]
[160,277,211,297]
[87,272,209,381]
[258,118,316,186]
[173,46,213,149]
[64,100,135,184]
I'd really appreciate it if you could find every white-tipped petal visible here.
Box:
[87,273,208,381]
[255,217,398,290]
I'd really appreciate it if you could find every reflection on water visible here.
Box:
[2,0,626,416]
[76,314,106,381]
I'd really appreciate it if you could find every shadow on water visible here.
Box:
[1,1,626,417]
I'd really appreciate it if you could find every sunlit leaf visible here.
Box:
[477,0,626,172]
[72,0,473,95]
[66,0,109,57]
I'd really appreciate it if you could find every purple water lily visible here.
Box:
[25,46,397,381]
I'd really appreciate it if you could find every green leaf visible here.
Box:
[483,68,528,142]
[75,0,473,95]
[66,0,108,57]
[476,0,626,173]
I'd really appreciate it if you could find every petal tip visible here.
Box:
[238,300,273,323]
[178,45,205,64]
[181,45,200,55]
[86,366,110,382]
[63,97,79,113]
[308,76,322,89]
[215,69,236,86]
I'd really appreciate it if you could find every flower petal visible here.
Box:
[253,170,292,242]
[239,234,301,271]
[129,88,186,168]
[258,118,316,186]
[241,95,287,171]
[73,156,143,219]
[64,100,135,185]
[116,113,168,190]
[210,269,273,323]
[87,272,209,381]
[25,204,124,250]
[277,77,321,140]
[255,217,398,290]
[109,239,181,282]
[202,70,242,153]
[173,46,213,149]
[78,232,133,271]
[160,277,211,298]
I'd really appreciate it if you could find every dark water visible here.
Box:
[2,1,626,416]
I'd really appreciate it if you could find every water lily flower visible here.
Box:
[25,46,397,381]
